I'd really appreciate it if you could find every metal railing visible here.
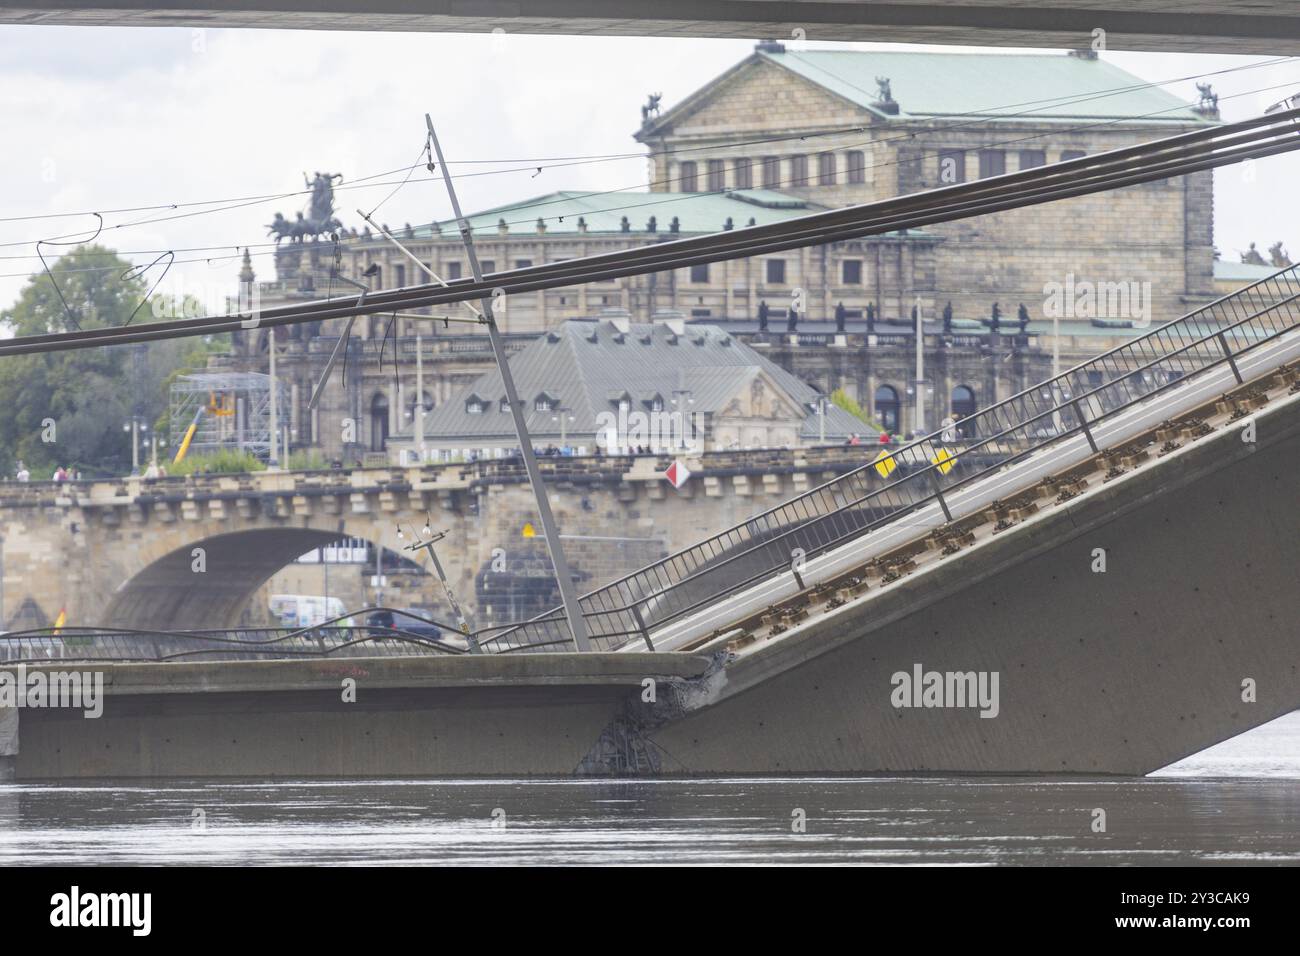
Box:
[0,608,468,664]
[481,263,1300,653]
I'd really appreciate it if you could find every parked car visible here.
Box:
[363,609,442,642]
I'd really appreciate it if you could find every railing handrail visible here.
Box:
[494,298,1290,642]
[485,261,1300,651]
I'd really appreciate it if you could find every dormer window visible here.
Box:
[466,398,485,415]
[499,398,510,413]
[534,393,557,413]
[650,395,665,413]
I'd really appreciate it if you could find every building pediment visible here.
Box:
[714,368,806,422]
[637,53,880,142]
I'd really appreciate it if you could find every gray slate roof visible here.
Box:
[398,320,868,445]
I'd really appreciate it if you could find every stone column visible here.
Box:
[0,701,16,781]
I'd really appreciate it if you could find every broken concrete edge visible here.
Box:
[576,650,732,774]
[0,652,714,697]
[715,387,1300,705]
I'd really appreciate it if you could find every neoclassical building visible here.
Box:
[216,43,1225,459]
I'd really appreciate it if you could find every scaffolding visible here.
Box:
[169,372,289,461]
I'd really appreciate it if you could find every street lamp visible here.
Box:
[550,406,575,450]
[670,388,696,450]
[396,517,477,652]
[913,295,926,434]
[122,419,148,473]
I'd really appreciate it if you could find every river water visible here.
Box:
[1,713,1296,865]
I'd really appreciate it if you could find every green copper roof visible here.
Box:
[413,189,937,240]
[761,50,1211,125]
[414,188,827,239]
[1213,260,1280,282]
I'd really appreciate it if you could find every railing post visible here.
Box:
[1069,399,1100,453]
[630,604,655,652]
[928,467,954,522]
[1216,331,1244,384]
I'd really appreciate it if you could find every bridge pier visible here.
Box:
[0,704,16,782]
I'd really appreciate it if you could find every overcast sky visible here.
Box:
[0,25,1297,319]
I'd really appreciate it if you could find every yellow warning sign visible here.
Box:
[931,448,957,475]
[873,451,897,478]
[521,522,536,538]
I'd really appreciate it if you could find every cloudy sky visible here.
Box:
[0,25,1297,318]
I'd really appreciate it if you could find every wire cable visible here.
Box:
[3,107,1295,357]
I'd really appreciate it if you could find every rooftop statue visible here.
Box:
[268,171,345,243]
[641,92,662,125]
[1195,82,1219,115]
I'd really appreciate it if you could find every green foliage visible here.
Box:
[830,388,885,432]
[286,449,329,471]
[167,449,267,476]
[0,245,230,476]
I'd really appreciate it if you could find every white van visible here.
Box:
[269,594,349,628]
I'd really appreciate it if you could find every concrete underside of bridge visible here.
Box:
[6,389,1299,779]
[3,2,1300,55]
[103,528,343,631]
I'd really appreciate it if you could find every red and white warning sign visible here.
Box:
[664,459,691,489]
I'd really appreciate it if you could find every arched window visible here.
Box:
[847,150,866,184]
[790,154,809,186]
[707,159,726,191]
[370,393,390,451]
[679,161,699,192]
[733,158,753,189]
[951,385,977,419]
[874,385,900,433]
[818,153,836,185]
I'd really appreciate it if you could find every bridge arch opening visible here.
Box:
[102,527,428,631]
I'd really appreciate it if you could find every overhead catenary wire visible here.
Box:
[12,113,1300,348]
[0,52,1291,250]
[442,76,1300,232]
[3,106,1297,358]
[3,72,1298,291]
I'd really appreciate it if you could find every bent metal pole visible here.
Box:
[425,113,591,652]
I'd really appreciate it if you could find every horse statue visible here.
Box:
[641,92,662,125]
[266,213,294,245]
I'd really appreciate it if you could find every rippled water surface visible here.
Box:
[2,713,1297,865]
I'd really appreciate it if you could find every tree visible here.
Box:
[0,245,228,477]
[830,387,885,434]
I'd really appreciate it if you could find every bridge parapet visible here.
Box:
[0,445,884,632]
[0,445,880,515]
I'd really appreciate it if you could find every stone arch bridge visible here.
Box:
[0,447,879,633]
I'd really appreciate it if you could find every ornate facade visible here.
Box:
[219,44,1220,458]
